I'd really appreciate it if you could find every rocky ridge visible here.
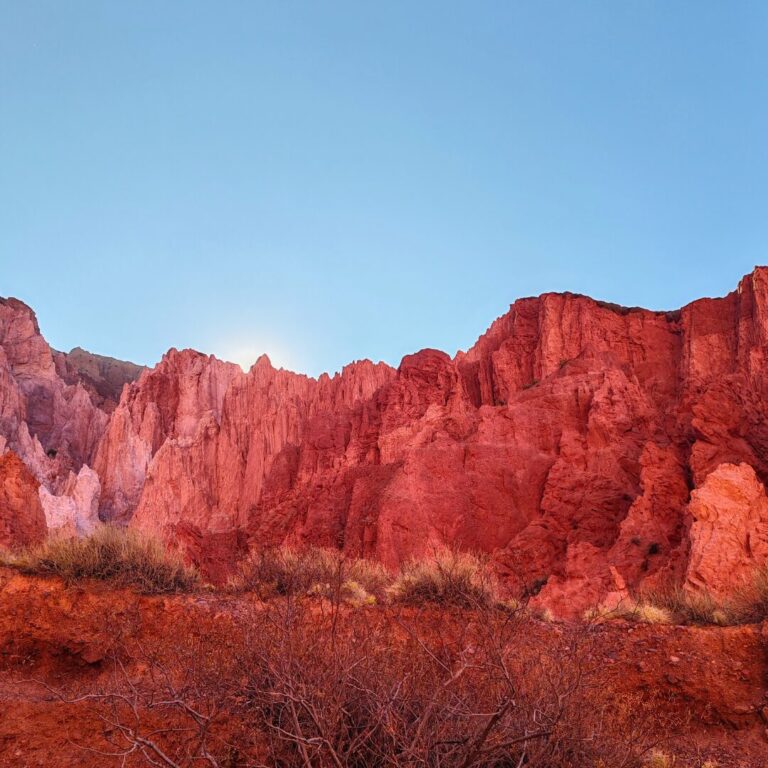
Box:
[1,269,767,614]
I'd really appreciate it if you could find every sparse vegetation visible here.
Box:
[731,562,768,623]
[6,527,768,630]
[636,586,733,626]
[644,749,676,768]
[232,545,501,609]
[389,548,499,607]
[231,545,391,603]
[59,600,678,768]
[584,601,672,625]
[0,525,199,593]
[632,568,768,627]
[635,603,674,624]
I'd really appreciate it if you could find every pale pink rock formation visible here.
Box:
[39,465,101,537]
[0,298,141,534]
[93,348,243,523]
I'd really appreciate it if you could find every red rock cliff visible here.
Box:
[3,270,768,613]
[86,269,768,611]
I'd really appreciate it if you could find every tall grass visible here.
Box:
[2,525,199,594]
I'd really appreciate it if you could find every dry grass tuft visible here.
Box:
[643,749,676,767]
[584,602,672,625]
[636,571,768,626]
[3,525,199,594]
[634,603,674,625]
[729,563,768,623]
[234,546,501,609]
[389,548,498,608]
[637,586,726,626]
[231,546,390,603]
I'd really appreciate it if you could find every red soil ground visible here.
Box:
[0,569,766,767]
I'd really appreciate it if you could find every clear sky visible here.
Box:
[2,2,766,375]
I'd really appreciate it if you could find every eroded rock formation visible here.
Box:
[685,462,768,598]
[2,268,767,614]
[0,298,141,536]
[0,450,47,549]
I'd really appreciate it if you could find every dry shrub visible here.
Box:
[347,556,393,600]
[580,565,768,628]
[639,587,757,626]
[390,548,499,608]
[7,525,199,593]
[73,603,677,767]
[231,545,391,602]
[232,546,502,609]
[636,566,768,626]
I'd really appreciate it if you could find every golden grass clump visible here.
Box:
[389,548,499,608]
[635,585,726,625]
[583,601,672,625]
[643,749,676,767]
[634,572,768,626]
[633,603,673,625]
[4,525,199,594]
[340,579,377,606]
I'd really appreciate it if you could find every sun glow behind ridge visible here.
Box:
[216,338,297,374]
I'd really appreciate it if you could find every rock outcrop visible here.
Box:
[55,346,145,413]
[685,462,768,598]
[0,298,141,535]
[0,450,47,549]
[39,465,101,538]
[2,268,768,613]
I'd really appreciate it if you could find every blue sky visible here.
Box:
[2,2,766,375]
